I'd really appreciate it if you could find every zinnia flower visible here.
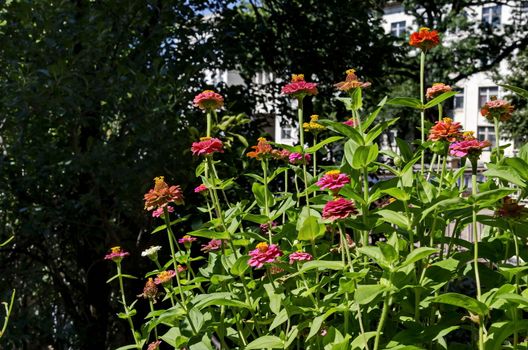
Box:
[194,184,208,193]
[247,137,273,159]
[409,27,440,51]
[144,176,184,211]
[104,246,129,262]
[271,149,291,162]
[449,139,491,158]
[289,251,313,264]
[141,245,162,259]
[178,235,197,248]
[193,90,224,110]
[201,239,223,252]
[154,270,177,285]
[191,137,224,156]
[343,117,357,127]
[480,96,514,122]
[322,198,358,221]
[152,205,174,218]
[428,117,463,142]
[281,74,318,99]
[316,170,350,194]
[147,340,162,350]
[248,242,282,268]
[289,152,311,165]
[426,83,452,99]
[496,197,526,218]
[303,115,326,134]
[335,69,371,92]
[177,265,187,274]
[260,221,278,234]
[138,278,158,301]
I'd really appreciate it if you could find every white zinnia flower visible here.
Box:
[141,245,162,258]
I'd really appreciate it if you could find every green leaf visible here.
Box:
[497,83,528,99]
[355,284,386,304]
[378,242,398,265]
[380,188,410,201]
[243,213,269,224]
[377,209,410,230]
[357,246,389,269]
[186,228,230,240]
[420,197,468,221]
[396,138,413,162]
[387,97,423,109]
[485,320,528,350]
[299,260,345,273]
[400,247,437,268]
[319,119,364,145]
[264,283,283,315]
[483,165,526,188]
[252,182,275,209]
[430,293,489,316]
[362,97,387,130]
[471,188,516,206]
[305,136,343,153]
[193,292,249,310]
[351,144,379,169]
[298,215,325,241]
[245,336,284,349]
[270,308,289,331]
[504,157,528,181]
[151,216,190,234]
[351,332,377,350]
[230,255,250,276]
[423,91,457,109]
[364,118,399,145]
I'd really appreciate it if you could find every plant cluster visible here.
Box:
[104,29,528,350]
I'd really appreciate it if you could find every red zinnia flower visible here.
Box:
[481,96,514,122]
[191,137,224,156]
[144,176,184,211]
[248,242,282,268]
[104,246,130,262]
[335,69,371,92]
[322,198,358,221]
[428,117,463,142]
[409,27,440,51]
[193,90,224,110]
[247,137,273,159]
[289,251,313,264]
[316,170,350,194]
[201,239,223,252]
[281,74,318,99]
[449,139,491,158]
[426,83,452,99]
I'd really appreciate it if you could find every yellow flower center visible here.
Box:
[256,242,269,252]
[183,235,191,240]
[419,27,430,32]
[326,170,341,176]
[200,136,212,141]
[111,246,121,253]
[310,115,319,122]
[202,90,214,93]
[346,69,356,75]
[257,137,267,142]
[154,176,165,185]
[291,74,304,82]
[442,117,453,123]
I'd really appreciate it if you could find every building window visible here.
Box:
[390,21,406,37]
[281,127,293,140]
[479,86,499,108]
[482,5,502,27]
[477,126,495,149]
[522,1,528,13]
[453,89,464,109]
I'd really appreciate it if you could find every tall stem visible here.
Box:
[206,111,212,137]
[313,134,317,179]
[471,161,484,350]
[494,117,501,163]
[437,103,443,121]
[420,51,426,174]
[362,167,370,248]
[117,263,140,348]
[373,293,391,350]
[262,159,272,244]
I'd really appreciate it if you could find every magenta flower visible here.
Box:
[194,184,208,193]
[104,246,129,262]
[260,221,278,234]
[289,251,313,264]
[191,137,224,156]
[343,118,357,127]
[248,242,283,268]
[178,235,197,244]
[147,340,162,350]
[322,198,358,221]
[201,239,223,252]
[281,74,318,99]
[316,170,350,194]
[449,139,491,158]
[193,90,224,110]
[154,270,176,285]
[152,205,174,218]
[289,152,311,165]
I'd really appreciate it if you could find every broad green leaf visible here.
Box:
[377,209,410,230]
[307,307,340,340]
[305,136,343,153]
[400,247,437,268]
[355,284,386,304]
[351,144,379,169]
[485,320,528,350]
[364,118,399,145]
[270,308,289,331]
[387,97,423,109]
[471,188,516,206]
[186,228,230,240]
[264,283,283,315]
[151,216,190,234]
[497,83,528,99]
[504,157,528,180]
[423,91,457,109]
[230,255,250,276]
[298,215,325,241]
[299,260,345,273]
[378,242,398,264]
[243,213,269,224]
[430,293,488,316]
[350,331,377,350]
[252,182,275,208]
[495,293,528,308]
[380,188,410,201]
[357,246,389,269]
[396,137,413,162]
[420,197,468,221]
[362,97,387,130]
[483,165,526,188]
[319,120,364,145]
[245,336,284,349]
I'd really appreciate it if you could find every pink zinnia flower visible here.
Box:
[147,340,162,350]
[152,205,174,218]
[335,69,371,92]
[271,149,291,162]
[426,83,452,99]
[449,139,491,158]
[154,270,177,285]
[248,242,282,268]
[201,239,223,252]
[144,176,184,211]
[178,235,197,244]
[289,251,313,264]
[343,118,357,127]
[428,117,463,142]
[289,152,311,165]
[316,170,350,194]
[194,184,208,193]
[104,246,129,262]
[191,137,224,156]
[481,96,514,122]
[322,198,358,221]
[281,74,318,98]
[193,90,224,110]
[177,265,187,274]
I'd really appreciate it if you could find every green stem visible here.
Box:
[438,103,443,121]
[283,169,288,222]
[299,270,319,309]
[0,289,15,340]
[163,207,182,269]
[149,300,158,340]
[494,117,501,163]
[298,97,305,147]
[117,263,140,348]
[262,159,272,244]
[426,153,438,181]
[420,51,426,174]
[471,161,484,350]
[313,135,317,179]
[373,293,391,350]
[362,167,370,248]
[206,111,212,137]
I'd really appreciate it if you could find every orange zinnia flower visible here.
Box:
[335,69,371,92]
[480,96,514,122]
[247,137,273,160]
[409,27,440,51]
[428,117,462,142]
[144,176,184,211]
